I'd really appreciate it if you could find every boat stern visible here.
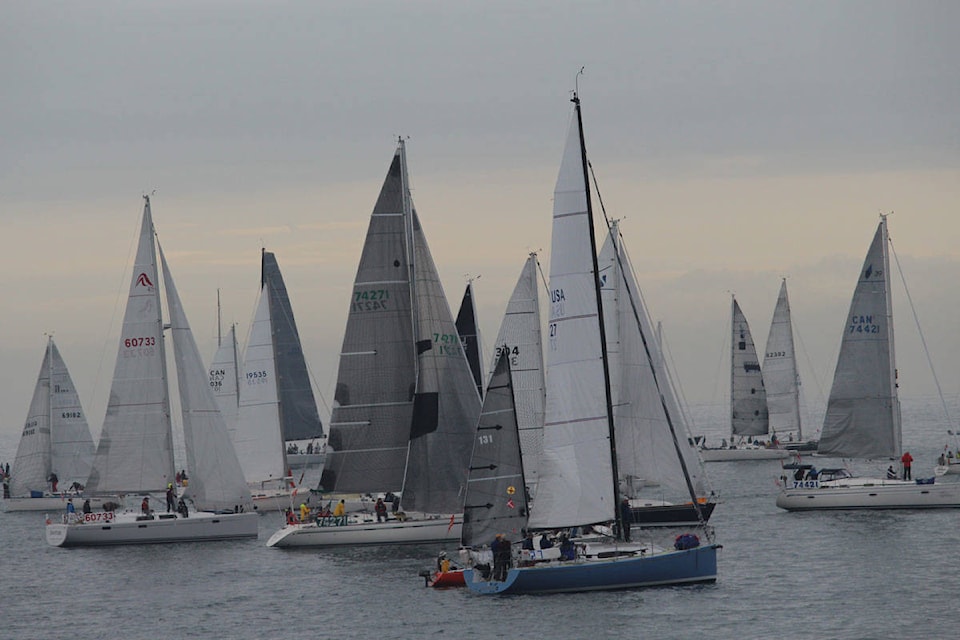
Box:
[45,523,69,547]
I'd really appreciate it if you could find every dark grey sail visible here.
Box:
[455,282,484,399]
[262,250,324,442]
[462,350,528,547]
[323,146,416,494]
[401,208,483,514]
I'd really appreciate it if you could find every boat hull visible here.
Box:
[45,511,259,547]
[429,569,466,588]
[266,514,462,548]
[2,495,109,513]
[701,447,792,462]
[630,501,717,526]
[464,544,718,595]
[776,478,960,511]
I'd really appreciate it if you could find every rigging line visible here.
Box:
[791,318,827,434]
[888,234,954,428]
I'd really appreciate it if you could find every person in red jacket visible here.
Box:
[901,451,914,481]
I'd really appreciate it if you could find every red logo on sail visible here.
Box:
[136,273,154,288]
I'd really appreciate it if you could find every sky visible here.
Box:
[2,0,959,458]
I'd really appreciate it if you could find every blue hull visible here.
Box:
[464,545,718,595]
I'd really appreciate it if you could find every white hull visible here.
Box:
[935,462,960,476]
[776,477,960,511]
[2,495,109,513]
[701,447,792,462]
[46,510,259,546]
[266,513,462,548]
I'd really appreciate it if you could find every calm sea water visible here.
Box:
[2,396,959,640]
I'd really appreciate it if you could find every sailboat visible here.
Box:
[599,221,717,526]
[46,196,258,546]
[763,279,817,452]
[464,94,718,595]
[455,279,485,400]
[699,297,790,462]
[231,249,326,511]
[776,215,960,510]
[267,139,482,548]
[2,338,105,513]
[486,253,547,498]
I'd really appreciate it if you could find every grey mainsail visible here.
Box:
[730,297,769,438]
[818,217,900,459]
[462,350,528,547]
[324,141,481,515]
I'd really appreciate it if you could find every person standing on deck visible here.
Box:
[901,451,914,481]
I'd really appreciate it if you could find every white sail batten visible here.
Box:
[87,200,175,494]
[159,243,252,511]
[235,287,289,485]
[763,280,802,438]
[529,112,614,530]
[730,298,769,437]
[818,218,900,459]
[488,254,546,496]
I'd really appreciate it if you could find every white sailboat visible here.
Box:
[46,196,258,546]
[700,297,790,462]
[465,94,717,595]
[763,279,818,452]
[487,253,547,498]
[232,249,326,512]
[3,338,105,512]
[599,221,717,525]
[267,139,481,548]
[776,215,960,510]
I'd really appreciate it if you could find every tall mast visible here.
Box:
[572,93,623,537]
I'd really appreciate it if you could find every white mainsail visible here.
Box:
[599,223,709,498]
[730,297,769,438]
[762,279,802,439]
[528,108,615,530]
[818,217,900,459]
[87,199,175,494]
[488,254,546,496]
[10,338,96,496]
[209,324,240,437]
[234,287,289,485]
